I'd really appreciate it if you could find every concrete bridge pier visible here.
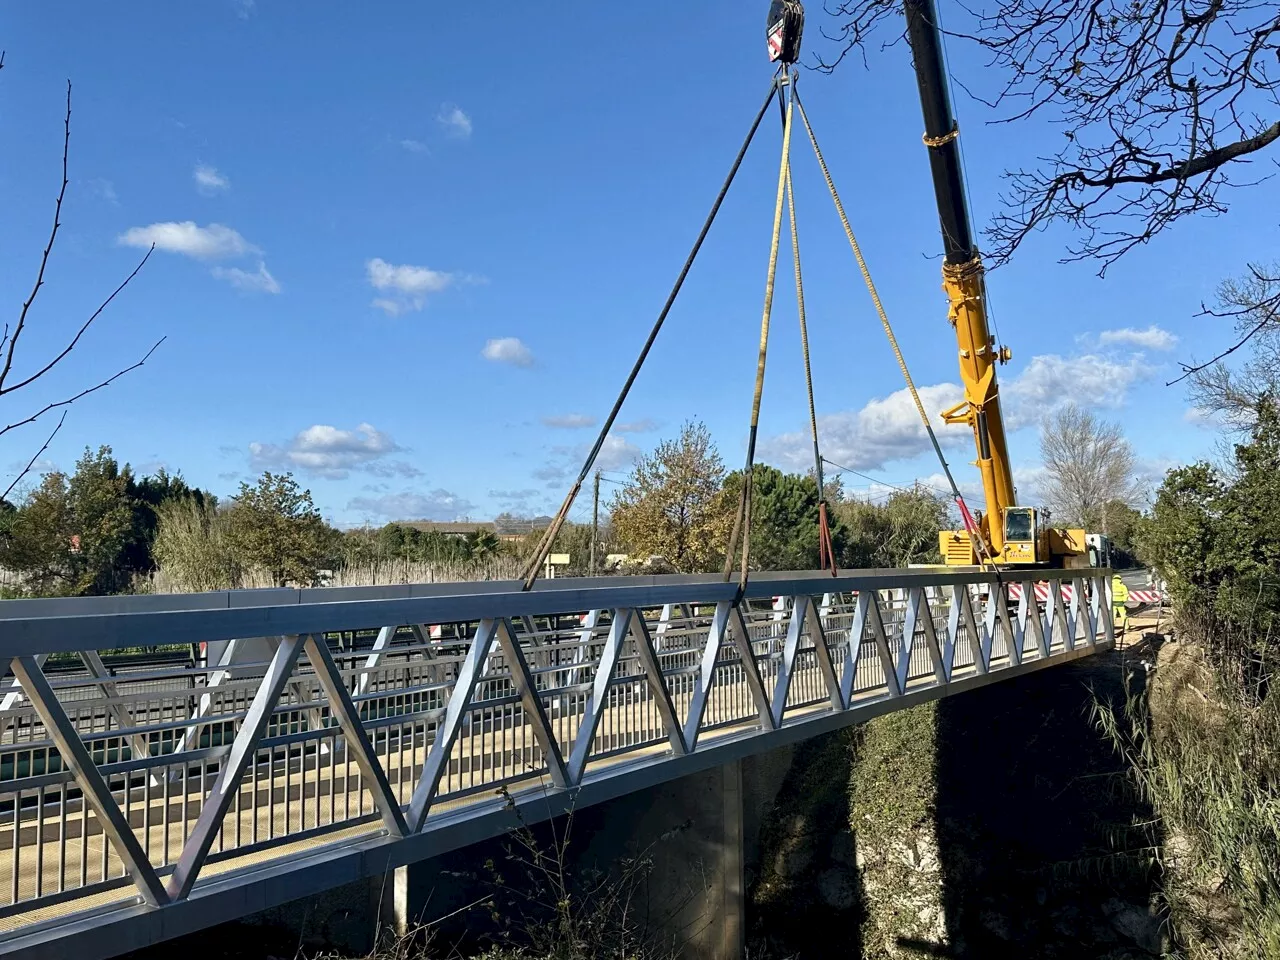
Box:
[382,759,759,960]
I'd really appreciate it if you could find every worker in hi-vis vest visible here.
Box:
[1111,574,1129,636]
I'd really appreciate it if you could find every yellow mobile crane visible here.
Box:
[898,0,1107,569]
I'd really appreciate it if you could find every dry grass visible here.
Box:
[1096,641,1280,958]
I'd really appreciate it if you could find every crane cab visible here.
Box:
[1001,506,1038,564]
[939,505,1093,568]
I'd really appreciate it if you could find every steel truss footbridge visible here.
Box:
[0,566,1114,959]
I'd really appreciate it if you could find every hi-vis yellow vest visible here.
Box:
[1111,576,1129,605]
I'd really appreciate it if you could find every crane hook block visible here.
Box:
[767,1,805,64]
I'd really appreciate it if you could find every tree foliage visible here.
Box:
[609,420,733,573]
[225,472,334,588]
[722,464,850,572]
[1040,403,1138,527]
[0,446,200,596]
[1140,399,1280,697]
[834,487,949,568]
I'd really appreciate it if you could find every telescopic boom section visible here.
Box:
[903,0,1017,557]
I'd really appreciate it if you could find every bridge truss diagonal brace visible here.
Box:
[166,634,304,902]
[916,588,949,685]
[952,583,988,675]
[987,584,1018,667]
[628,613,687,756]
[1099,576,1115,641]
[1067,578,1088,646]
[838,592,866,707]
[806,597,843,711]
[567,608,632,785]
[864,590,901,698]
[683,601,731,751]
[1074,577,1100,646]
[407,618,499,832]
[493,617,569,788]
[1017,587,1050,661]
[769,595,808,727]
[7,656,170,907]
[1050,583,1072,652]
[730,603,777,733]
[301,634,408,838]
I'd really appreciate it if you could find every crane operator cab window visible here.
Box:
[1005,508,1035,543]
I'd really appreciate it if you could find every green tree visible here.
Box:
[610,420,733,574]
[225,472,333,587]
[1,446,136,595]
[1140,399,1280,692]
[835,487,949,569]
[374,523,468,564]
[722,464,849,572]
[464,528,501,562]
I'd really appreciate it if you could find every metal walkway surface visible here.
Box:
[0,567,1114,959]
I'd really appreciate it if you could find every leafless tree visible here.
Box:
[816,0,1280,273]
[1039,403,1138,528]
[1181,261,1280,424]
[1,53,162,501]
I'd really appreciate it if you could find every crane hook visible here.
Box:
[767,1,805,64]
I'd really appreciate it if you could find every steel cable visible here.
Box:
[521,74,783,589]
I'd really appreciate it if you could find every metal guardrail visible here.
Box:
[0,567,1114,959]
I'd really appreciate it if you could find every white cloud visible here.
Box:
[87,178,118,205]
[763,351,1154,474]
[212,261,280,294]
[399,139,430,155]
[595,434,642,472]
[615,418,659,434]
[194,165,230,194]
[436,104,472,139]
[249,422,418,480]
[542,413,596,429]
[1098,325,1178,351]
[119,221,257,260]
[347,490,474,522]
[233,0,255,18]
[366,257,455,314]
[763,382,968,473]
[1003,353,1153,426]
[534,434,640,491]
[482,337,534,367]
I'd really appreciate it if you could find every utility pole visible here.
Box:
[590,470,601,576]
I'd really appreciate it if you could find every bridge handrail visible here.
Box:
[0,567,1111,658]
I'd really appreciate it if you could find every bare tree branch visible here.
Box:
[0,244,154,398]
[0,67,163,486]
[1181,262,1280,419]
[2,411,65,503]
[0,337,165,441]
[818,0,1280,272]
[2,80,72,392]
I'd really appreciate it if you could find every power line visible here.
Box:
[821,457,953,499]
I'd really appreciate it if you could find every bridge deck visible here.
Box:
[0,568,1114,959]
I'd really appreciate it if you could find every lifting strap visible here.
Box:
[519,75,782,590]
[790,86,994,568]
[723,70,796,587]
[785,155,838,576]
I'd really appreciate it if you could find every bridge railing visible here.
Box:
[0,568,1112,941]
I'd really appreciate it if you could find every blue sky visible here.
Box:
[1,1,1273,527]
